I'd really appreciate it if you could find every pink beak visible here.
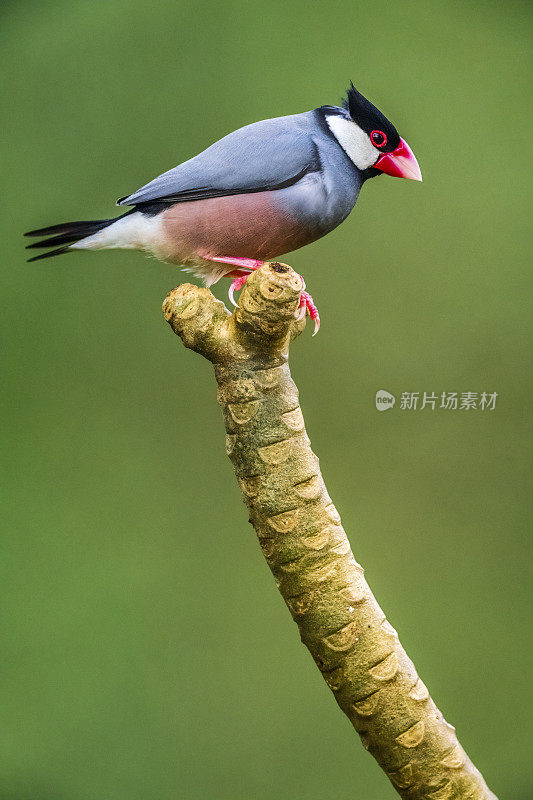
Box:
[373,137,422,181]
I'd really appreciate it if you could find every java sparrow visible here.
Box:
[25,83,422,332]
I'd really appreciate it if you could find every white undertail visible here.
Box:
[70,212,165,252]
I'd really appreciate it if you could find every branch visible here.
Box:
[163,262,497,800]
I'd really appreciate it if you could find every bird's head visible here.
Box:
[322,83,422,181]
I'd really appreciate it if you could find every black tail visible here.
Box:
[24,215,129,262]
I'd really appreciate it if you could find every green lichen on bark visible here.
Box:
[163,262,497,800]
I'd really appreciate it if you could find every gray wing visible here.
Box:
[117,113,320,206]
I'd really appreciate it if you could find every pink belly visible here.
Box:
[158,192,316,267]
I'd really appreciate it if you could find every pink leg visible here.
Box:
[207,255,320,334]
[206,255,264,308]
[208,255,264,271]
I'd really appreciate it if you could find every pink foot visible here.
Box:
[207,255,320,334]
[228,273,250,307]
[299,290,321,335]
[205,256,264,308]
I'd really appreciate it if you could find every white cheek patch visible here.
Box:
[326,115,379,170]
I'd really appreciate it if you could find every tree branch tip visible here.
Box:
[163,263,307,360]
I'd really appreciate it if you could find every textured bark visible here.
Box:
[163,262,497,800]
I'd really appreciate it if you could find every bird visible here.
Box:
[25,83,421,332]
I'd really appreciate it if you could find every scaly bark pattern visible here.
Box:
[163,262,497,800]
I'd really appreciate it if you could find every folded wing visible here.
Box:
[117,114,320,206]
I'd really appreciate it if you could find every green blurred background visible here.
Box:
[2,1,531,797]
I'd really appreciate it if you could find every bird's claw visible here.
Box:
[298,290,321,335]
[228,274,248,308]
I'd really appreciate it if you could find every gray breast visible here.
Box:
[276,127,363,237]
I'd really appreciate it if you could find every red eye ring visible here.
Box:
[370,130,387,148]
